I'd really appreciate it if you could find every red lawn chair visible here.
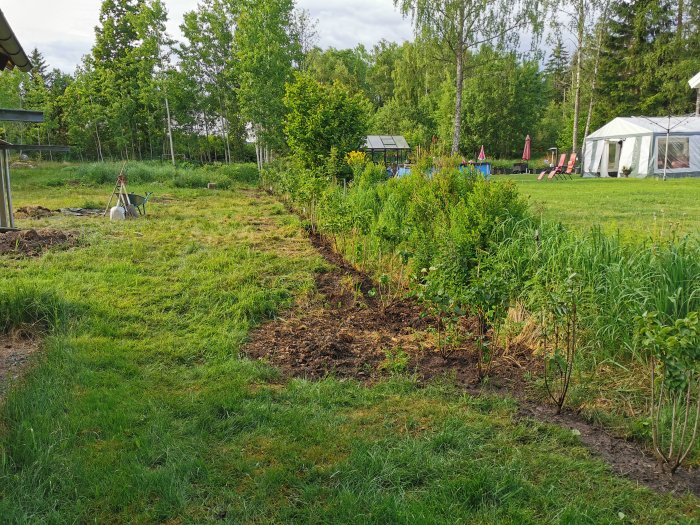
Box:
[539,154,566,181]
[550,153,577,181]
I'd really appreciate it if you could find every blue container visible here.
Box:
[475,162,491,178]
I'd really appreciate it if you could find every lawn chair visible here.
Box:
[538,154,566,181]
[126,192,153,215]
[550,153,577,181]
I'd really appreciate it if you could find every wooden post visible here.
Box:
[0,150,8,229]
[165,96,176,167]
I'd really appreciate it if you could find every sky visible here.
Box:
[3,0,415,73]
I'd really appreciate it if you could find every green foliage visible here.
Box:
[3,163,700,521]
[640,312,700,397]
[284,73,370,168]
[66,161,258,188]
[0,286,67,334]
[639,311,700,472]
[236,0,298,151]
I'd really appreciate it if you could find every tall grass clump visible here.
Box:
[69,161,258,188]
[490,225,700,362]
[0,285,67,335]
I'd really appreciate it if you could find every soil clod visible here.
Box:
[15,206,55,219]
[0,229,78,257]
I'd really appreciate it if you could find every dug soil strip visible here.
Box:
[244,225,700,497]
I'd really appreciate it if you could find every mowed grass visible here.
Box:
[505,174,700,237]
[0,166,698,523]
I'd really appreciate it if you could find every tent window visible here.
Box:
[657,137,690,169]
[607,142,620,171]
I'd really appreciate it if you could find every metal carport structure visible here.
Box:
[0,9,69,230]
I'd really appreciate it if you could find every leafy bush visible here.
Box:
[639,311,700,472]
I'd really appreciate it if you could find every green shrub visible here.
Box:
[262,155,700,367]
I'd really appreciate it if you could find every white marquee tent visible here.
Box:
[583,116,700,178]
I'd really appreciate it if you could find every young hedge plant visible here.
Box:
[639,311,700,473]
[539,272,583,414]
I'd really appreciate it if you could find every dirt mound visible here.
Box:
[15,206,55,219]
[0,229,78,257]
[244,228,700,497]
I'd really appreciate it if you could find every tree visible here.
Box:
[291,8,319,71]
[28,48,48,82]
[554,0,607,152]
[236,0,298,168]
[544,35,570,103]
[596,0,677,122]
[395,0,540,154]
[177,0,244,163]
[284,73,370,168]
[77,0,170,160]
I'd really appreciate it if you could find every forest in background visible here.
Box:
[0,0,699,164]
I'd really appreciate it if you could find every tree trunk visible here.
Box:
[583,4,607,141]
[572,0,585,153]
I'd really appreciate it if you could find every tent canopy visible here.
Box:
[689,71,700,90]
[588,116,700,139]
[584,116,700,178]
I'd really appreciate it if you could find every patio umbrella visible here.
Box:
[478,145,486,161]
[522,135,531,173]
[522,135,531,161]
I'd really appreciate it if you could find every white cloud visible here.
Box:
[3,0,414,73]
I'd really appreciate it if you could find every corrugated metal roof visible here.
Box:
[0,9,32,72]
[364,135,410,150]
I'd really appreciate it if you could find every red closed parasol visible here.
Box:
[522,135,531,161]
[478,145,486,161]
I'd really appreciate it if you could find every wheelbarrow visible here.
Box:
[126,192,153,216]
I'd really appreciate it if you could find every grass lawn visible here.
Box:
[504,174,700,237]
[0,166,698,523]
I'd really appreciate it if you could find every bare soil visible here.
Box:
[15,206,55,219]
[245,230,700,496]
[0,229,78,257]
[0,331,39,401]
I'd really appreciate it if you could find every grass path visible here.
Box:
[0,179,698,523]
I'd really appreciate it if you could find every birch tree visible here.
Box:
[235,0,298,169]
[394,0,541,155]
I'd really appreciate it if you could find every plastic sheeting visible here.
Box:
[583,140,595,174]
[592,141,605,176]
[618,137,636,175]
[638,136,652,176]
